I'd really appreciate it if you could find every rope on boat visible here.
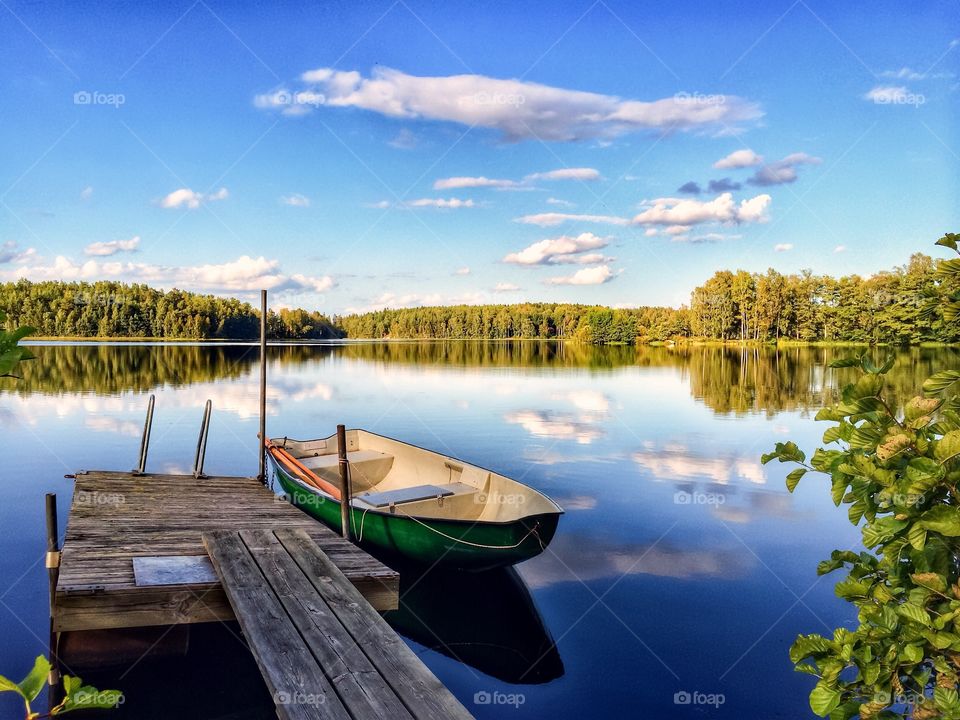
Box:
[392,511,542,550]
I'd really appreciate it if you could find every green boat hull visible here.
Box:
[272,464,560,571]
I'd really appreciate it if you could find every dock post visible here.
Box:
[258,289,267,485]
[193,399,212,479]
[45,493,61,687]
[134,394,155,475]
[337,424,352,541]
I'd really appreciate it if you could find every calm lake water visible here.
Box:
[2,342,957,719]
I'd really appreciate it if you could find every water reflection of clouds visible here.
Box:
[632,441,765,485]
[505,389,611,445]
[632,440,808,524]
[505,410,603,444]
[3,375,335,424]
[518,533,753,589]
[521,447,622,466]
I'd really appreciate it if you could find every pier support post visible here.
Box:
[337,425,352,541]
[258,289,267,485]
[45,493,61,688]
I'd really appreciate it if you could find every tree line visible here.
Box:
[1,251,956,344]
[336,252,958,345]
[0,280,340,340]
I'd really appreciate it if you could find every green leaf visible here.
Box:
[17,656,50,703]
[907,524,927,550]
[829,357,861,368]
[847,501,866,525]
[937,257,960,275]
[935,430,960,463]
[0,673,22,696]
[897,603,931,627]
[786,468,807,492]
[935,686,960,713]
[809,682,842,717]
[935,232,959,251]
[924,370,960,397]
[60,678,123,712]
[862,517,907,547]
[900,643,924,663]
[919,506,960,536]
[906,456,943,484]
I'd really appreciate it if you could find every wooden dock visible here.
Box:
[54,471,399,632]
[205,528,472,720]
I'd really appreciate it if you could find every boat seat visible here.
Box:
[355,484,454,508]
[298,450,394,491]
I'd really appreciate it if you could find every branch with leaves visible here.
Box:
[764,236,960,720]
[0,310,35,378]
[0,656,121,719]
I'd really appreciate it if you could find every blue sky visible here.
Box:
[0,0,957,313]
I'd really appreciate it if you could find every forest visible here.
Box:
[0,280,341,340]
[337,252,958,345]
[1,251,956,345]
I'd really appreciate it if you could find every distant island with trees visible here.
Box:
[2,251,956,345]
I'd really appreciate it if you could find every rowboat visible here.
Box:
[265,429,563,570]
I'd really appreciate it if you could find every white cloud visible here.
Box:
[160,187,229,210]
[388,128,418,149]
[547,264,616,285]
[280,193,310,207]
[503,232,609,265]
[453,266,471,276]
[433,176,517,190]
[434,167,598,190]
[407,197,475,208]
[347,290,490,313]
[748,153,821,186]
[0,241,35,264]
[84,235,141,257]
[673,232,741,244]
[713,149,763,169]
[834,245,846,253]
[494,282,521,292]
[546,197,575,208]
[4,254,334,294]
[259,66,763,141]
[515,212,629,227]
[774,243,793,252]
[632,192,771,226]
[524,168,600,182]
[880,67,953,81]
[80,186,94,200]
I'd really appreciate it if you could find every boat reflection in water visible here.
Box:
[383,562,564,684]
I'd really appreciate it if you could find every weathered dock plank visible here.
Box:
[54,471,398,632]
[205,529,472,720]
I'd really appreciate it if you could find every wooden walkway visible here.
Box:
[54,471,399,632]
[205,529,472,720]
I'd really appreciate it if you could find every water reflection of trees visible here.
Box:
[6,342,958,415]
[6,344,258,395]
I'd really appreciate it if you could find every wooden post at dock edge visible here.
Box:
[337,424,352,541]
[45,493,61,687]
[258,290,267,485]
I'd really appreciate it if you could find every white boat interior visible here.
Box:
[271,429,562,522]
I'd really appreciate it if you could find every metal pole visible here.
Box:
[134,394,155,475]
[258,290,267,485]
[337,425,352,541]
[193,399,212,479]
